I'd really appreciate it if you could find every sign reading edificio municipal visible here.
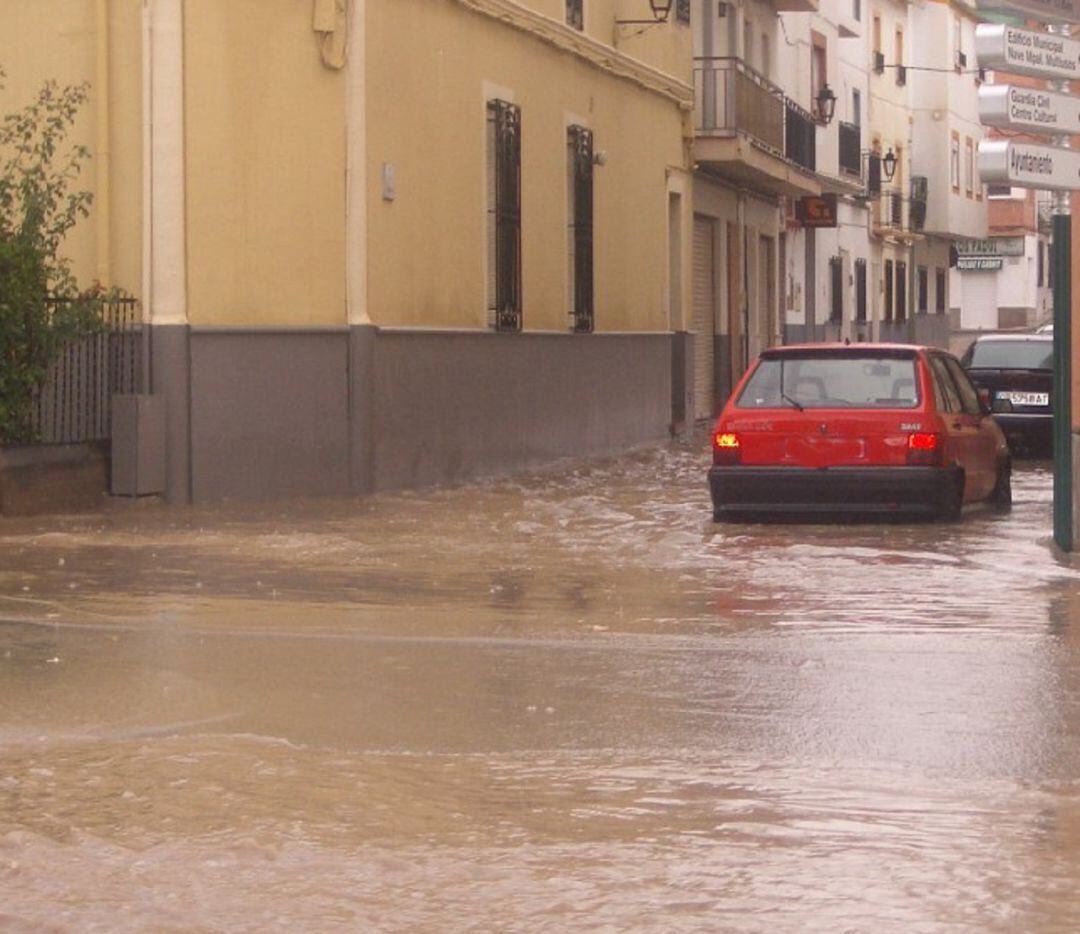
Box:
[978,139,1080,191]
[975,24,1080,82]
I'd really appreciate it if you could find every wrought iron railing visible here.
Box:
[31,294,140,444]
[693,58,784,154]
[785,99,816,173]
[838,121,861,178]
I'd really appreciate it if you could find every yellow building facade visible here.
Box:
[1,0,693,501]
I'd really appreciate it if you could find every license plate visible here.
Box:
[999,391,1049,407]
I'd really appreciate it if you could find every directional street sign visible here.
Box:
[977,0,1080,26]
[978,138,1080,191]
[975,23,1080,82]
[979,84,1080,134]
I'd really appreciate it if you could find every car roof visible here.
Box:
[759,342,926,358]
[970,332,1052,343]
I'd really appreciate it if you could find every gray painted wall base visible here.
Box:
[146,325,673,503]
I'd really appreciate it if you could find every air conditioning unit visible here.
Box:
[873,51,885,74]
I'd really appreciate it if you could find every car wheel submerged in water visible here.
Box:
[708,343,1012,523]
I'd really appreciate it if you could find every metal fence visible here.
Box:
[31,295,141,444]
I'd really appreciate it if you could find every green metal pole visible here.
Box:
[1053,211,1072,552]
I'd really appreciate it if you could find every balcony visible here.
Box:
[693,58,820,196]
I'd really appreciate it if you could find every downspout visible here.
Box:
[346,0,368,325]
[95,0,112,288]
[140,2,152,392]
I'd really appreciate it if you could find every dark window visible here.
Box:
[896,261,907,322]
[567,125,594,334]
[929,355,962,413]
[1038,241,1045,287]
[487,99,522,332]
[917,266,928,314]
[943,355,982,415]
[829,256,843,322]
[884,259,894,322]
[566,0,583,30]
[867,152,882,196]
[935,268,946,314]
[855,258,867,322]
[676,0,690,24]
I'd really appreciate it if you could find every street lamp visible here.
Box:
[814,83,837,125]
[616,0,674,24]
[882,147,898,181]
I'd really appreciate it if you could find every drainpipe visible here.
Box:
[95,0,111,288]
[346,0,369,325]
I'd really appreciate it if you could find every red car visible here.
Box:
[709,343,1012,521]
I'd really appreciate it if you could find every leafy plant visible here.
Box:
[0,70,109,443]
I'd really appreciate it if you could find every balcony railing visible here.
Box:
[694,57,784,154]
[785,99,816,173]
[880,190,903,228]
[838,121,861,178]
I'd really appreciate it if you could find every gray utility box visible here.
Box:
[111,394,166,496]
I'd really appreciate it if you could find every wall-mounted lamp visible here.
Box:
[882,147,898,182]
[592,150,608,166]
[813,83,837,126]
[616,0,674,25]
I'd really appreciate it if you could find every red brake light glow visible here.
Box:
[906,431,940,466]
[713,431,741,466]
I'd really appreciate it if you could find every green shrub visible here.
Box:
[0,71,108,444]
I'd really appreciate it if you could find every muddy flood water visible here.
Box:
[2,439,1079,932]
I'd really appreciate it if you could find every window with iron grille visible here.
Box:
[829,257,843,322]
[566,0,583,30]
[884,259,894,322]
[855,259,867,322]
[487,99,522,331]
[917,266,928,314]
[675,0,691,24]
[567,125,594,334]
[896,261,907,322]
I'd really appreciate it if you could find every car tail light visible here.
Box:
[713,431,741,466]
[906,431,941,466]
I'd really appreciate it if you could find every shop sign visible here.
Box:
[795,194,838,228]
[956,256,1005,271]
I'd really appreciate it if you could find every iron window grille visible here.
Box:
[829,257,843,322]
[676,0,691,24]
[567,125,595,334]
[566,0,583,31]
[487,99,522,332]
[855,259,867,323]
[884,259,894,322]
[896,261,907,322]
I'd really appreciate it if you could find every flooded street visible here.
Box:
[2,438,1080,932]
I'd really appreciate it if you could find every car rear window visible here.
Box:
[965,340,1052,371]
[736,355,920,409]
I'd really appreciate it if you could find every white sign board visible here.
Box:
[956,257,1005,271]
[975,23,1080,83]
[979,84,1080,135]
[979,139,1080,191]
[956,236,1026,257]
[977,0,1080,26]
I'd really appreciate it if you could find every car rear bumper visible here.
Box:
[708,465,962,520]
[994,412,1052,449]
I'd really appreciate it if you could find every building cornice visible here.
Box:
[453,0,694,108]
